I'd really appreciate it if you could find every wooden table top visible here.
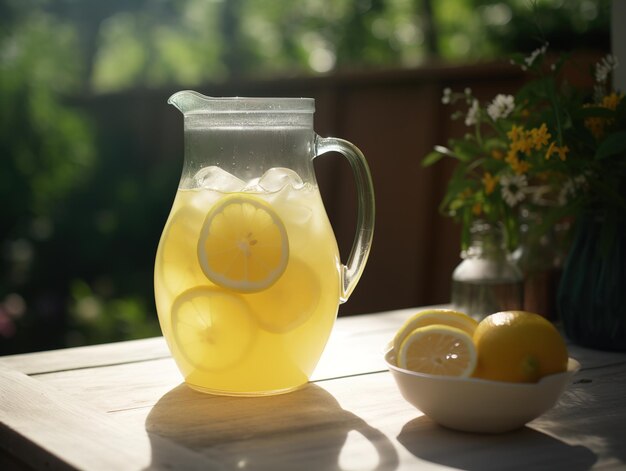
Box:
[1,307,626,470]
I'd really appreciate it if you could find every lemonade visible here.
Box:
[154,167,341,395]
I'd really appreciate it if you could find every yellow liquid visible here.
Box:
[154,178,340,395]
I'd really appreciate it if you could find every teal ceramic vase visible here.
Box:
[557,214,626,350]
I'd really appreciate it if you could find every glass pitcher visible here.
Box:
[154,91,375,396]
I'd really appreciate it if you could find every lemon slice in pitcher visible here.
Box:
[157,205,206,296]
[197,195,289,292]
[171,287,256,371]
[247,258,320,333]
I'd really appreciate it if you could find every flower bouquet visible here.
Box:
[424,45,625,252]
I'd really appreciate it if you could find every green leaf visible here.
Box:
[422,150,444,167]
[483,137,507,150]
[449,198,466,212]
[453,140,482,161]
[576,106,615,119]
[595,131,626,160]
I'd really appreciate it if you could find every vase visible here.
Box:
[512,208,566,320]
[451,220,524,321]
[557,213,626,350]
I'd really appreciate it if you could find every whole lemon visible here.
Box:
[472,311,568,383]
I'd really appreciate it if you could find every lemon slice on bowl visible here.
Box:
[171,287,256,371]
[392,309,478,354]
[197,195,289,293]
[397,325,477,377]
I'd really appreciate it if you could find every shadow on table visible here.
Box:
[397,416,597,471]
[145,383,399,471]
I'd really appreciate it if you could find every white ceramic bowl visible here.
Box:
[385,349,580,433]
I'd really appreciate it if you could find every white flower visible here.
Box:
[558,182,573,206]
[442,88,452,104]
[487,94,515,121]
[559,174,589,204]
[595,54,619,84]
[528,185,552,205]
[465,99,480,126]
[500,174,528,207]
[524,43,549,68]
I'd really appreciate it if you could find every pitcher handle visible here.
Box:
[315,136,375,303]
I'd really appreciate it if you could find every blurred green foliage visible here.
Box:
[0,0,611,354]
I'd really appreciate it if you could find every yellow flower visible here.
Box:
[509,139,526,156]
[585,115,604,139]
[584,92,624,138]
[507,125,525,143]
[555,145,569,161]
[529,123,552,150]
[515,160,530,174]
[545,142,569,161]
[472,202,482,216]
[482,172,499,195]
[507,125,537,156]
[520,135,534,155]
[491,149,504,160]
[602,92,623,110]
[505,150,530,175]
[506,148,518,164]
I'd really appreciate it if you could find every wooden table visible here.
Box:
[1,308,626,470]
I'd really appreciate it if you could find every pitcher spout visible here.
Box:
[168,90,215,115]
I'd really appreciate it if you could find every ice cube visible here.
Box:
[280,199,313,226]
[269,183,313,227]
[193,166,245,192]
[256,167,304,192]
[242,177,262,192]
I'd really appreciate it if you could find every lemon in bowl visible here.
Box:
[472,310,569,383]
[385,310,580,433]
[392,308,478,355]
